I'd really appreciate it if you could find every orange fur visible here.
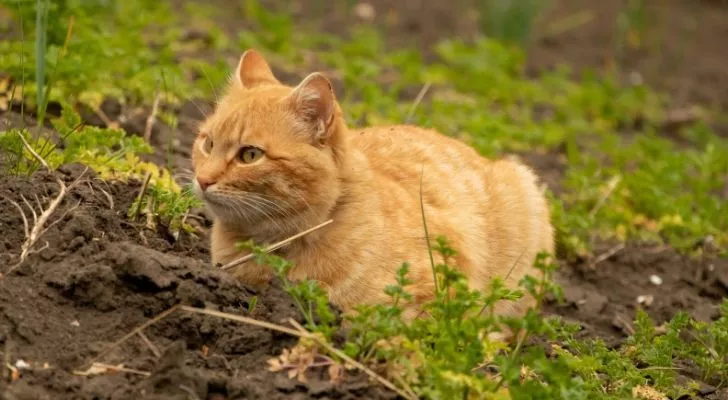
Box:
[192,49,554,321]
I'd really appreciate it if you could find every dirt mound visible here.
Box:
[0,165,395,400]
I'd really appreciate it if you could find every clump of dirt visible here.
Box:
[0,164,395,400]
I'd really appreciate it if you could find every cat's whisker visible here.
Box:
[249,193,294,219]
[173,174,195,185]
[185,99,210,120]
[291,188,316,217]
[223,197,252,225]
[238,196,286,234]
[214,189,294,223]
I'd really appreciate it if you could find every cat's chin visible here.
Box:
[203,202,246,225]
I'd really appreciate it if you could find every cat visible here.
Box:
[192,49,554,323]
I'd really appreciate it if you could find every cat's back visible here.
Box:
[346,124,553,317]
[350,124,488,192]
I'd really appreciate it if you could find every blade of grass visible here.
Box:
[419,166,438,294]
[34,0,48,131]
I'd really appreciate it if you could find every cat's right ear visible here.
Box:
[235,49,279,88]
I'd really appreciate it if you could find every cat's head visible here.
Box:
[192,49,346,236]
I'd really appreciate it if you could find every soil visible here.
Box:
[0,160,396,400]
[544,241,728,347]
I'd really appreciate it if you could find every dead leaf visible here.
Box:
[328,363,344,384]
[267,358,283,372]
[72,362,150,377]
[73,363,121,376]
[632,385,668,400]
[7,364,20,382]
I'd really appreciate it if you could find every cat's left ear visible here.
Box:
[288,72,336,143]
[235,49,279,88]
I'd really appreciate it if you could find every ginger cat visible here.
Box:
[192,49,554,321]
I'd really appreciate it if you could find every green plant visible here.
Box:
[33,0,48,118]
[241,243,337,340]
[0,0,216,111]
[344,246,566,398]
[615,0,648,59]
[478,0,547,47]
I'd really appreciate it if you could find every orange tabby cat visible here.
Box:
[192,49,554,321]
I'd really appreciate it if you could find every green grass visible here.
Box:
[479,0,547,46]
[252,240,728,399]
[1,1,727,399]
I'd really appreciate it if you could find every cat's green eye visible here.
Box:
[202,136,213,154]
[238,146,264,163]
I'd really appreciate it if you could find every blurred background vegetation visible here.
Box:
[2,0,726,259]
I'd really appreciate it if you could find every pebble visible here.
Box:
[637,295,654,307]
[354,2,376,22]
[649,274,663,286]
[15,359,31,370]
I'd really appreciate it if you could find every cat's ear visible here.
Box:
[288,72,336,143]
[235,49,279,88]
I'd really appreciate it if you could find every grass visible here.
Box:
[0,0,727,399]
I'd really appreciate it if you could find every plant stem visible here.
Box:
[34,0,48,130]
[419,166,439,294]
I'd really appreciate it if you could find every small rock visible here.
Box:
[70,320,80,327]
[649,275,663,286]
[354,2,375,22]
[628,71,644,86]
[637,295,654,307]
[15,359,31,370]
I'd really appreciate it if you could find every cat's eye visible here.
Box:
[238,146,264,164]
[201,135,213,154]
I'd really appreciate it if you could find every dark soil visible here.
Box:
[544,242,728,347]
[0,160,394,400]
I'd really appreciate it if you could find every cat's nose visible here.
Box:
[197,176,215,191]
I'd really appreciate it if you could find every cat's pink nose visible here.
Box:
[197,176,216,191]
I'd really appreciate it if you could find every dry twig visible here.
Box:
[77,305,414,400]
[589,243,626,268]
[137,331,161,358]
[405,82,432,124]
[220,219,334,271]
[4,133,86,275]
[79,305,181,371]
[144,91,162,142]
[589,175,621,219]
[73,362,151,377]
[130,171,153,219]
